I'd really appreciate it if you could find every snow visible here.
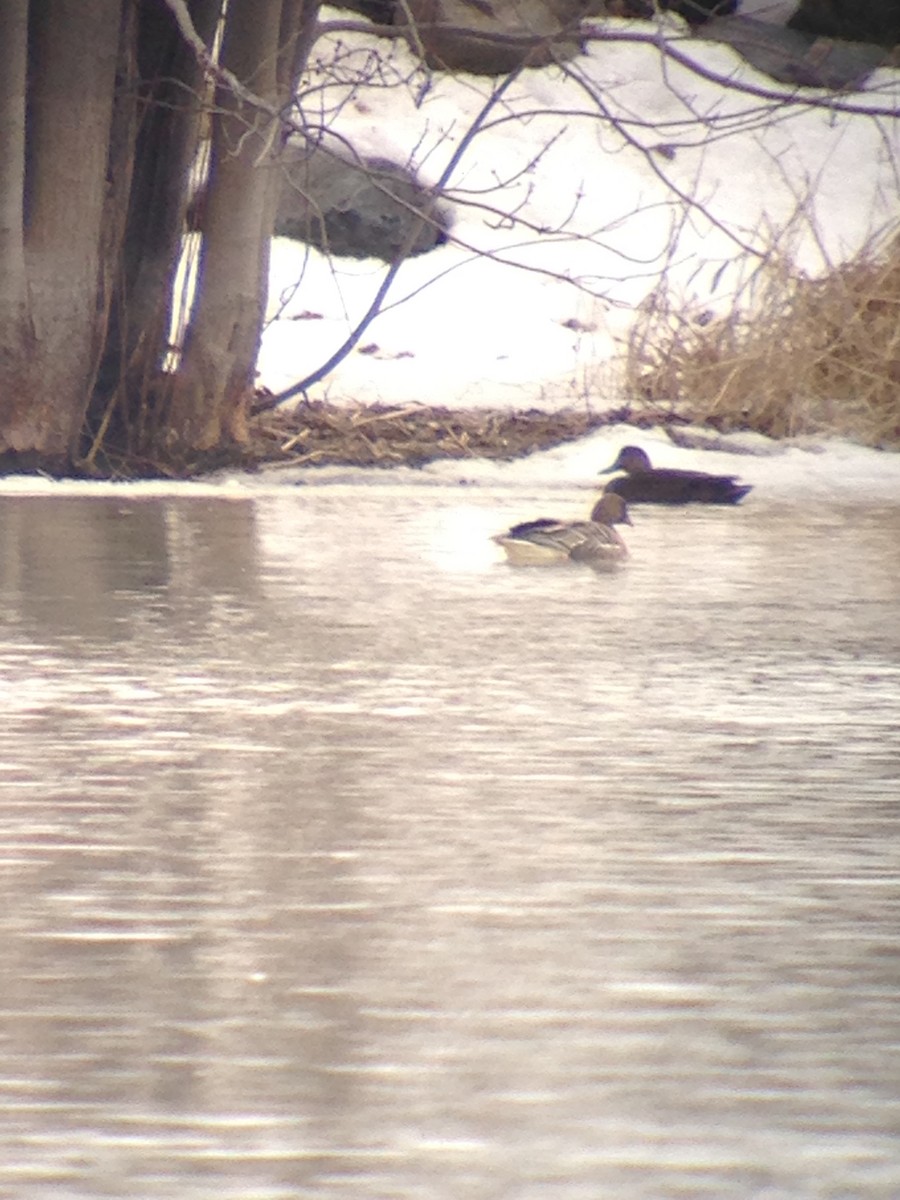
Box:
[258,2,900,413]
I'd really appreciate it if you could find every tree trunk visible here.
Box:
[166,0,285,453]
[166,0,309,456]
[0,4,36,432]
[0,0,123,465]
[87,0,223,465]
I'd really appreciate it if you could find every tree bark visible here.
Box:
[0,4,34,417]
[167,0,319,456]
[89,0,223,460]
[0,0,123,462]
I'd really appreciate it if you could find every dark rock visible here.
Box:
[606,0,737,23]
[274,145,451,261]
[660,0,738,26]
[788,0,900,49]
[404,0,589,73]
[328,0,396,22]
[700,14,888,89]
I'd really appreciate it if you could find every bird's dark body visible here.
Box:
[600,445,752,505]
[604,468,752,505]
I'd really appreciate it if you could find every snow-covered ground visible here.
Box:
[258,1,900,412]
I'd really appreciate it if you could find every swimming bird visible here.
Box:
[493,492,631,567]
[599,444,752,505]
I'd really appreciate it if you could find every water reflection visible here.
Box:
[1,486,899,1199]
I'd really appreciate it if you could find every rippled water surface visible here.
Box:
[1,484,899,1199]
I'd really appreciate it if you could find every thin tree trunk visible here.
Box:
[167,0,319,455]
[166,0,282,451]
[91,0,222,448]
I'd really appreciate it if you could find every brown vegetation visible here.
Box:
[626,235,900,448]
[242,398,639,473]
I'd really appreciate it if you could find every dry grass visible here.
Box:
[244,397,641,472]
[90,395,668,480]
[626,234,900,447]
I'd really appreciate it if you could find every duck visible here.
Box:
[493,492,632,568]
[600,444,752,505]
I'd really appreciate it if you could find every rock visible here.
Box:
[660,0,738,25]
[329,0,396,21]
[788,0,900,49]
[605,0,737,23]
[274,145,451,261]
[699,14,888,88]
[403,0,589,73]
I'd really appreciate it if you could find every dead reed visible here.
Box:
[626,233,900,447]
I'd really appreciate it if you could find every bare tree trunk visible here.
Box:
[0,0,123,462]
[89,0,223,462]
[0,4,35,417]
[167,0,320,456]
[166,0,284,453]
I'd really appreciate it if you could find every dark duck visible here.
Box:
[600,445,752,505]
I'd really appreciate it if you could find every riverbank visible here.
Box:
[242,398,648,473]
[237,395,897,478]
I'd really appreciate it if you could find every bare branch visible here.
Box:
[160,0,287,121]
[271,61,537,404]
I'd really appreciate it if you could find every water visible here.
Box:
[1,482,899,1199]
